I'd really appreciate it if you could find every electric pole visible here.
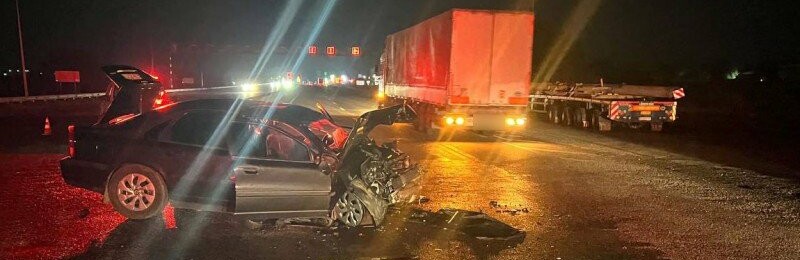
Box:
[15,0,29,97]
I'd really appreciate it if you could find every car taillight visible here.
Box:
[67,125,75,157]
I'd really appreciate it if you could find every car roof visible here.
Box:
[164,98,322,125]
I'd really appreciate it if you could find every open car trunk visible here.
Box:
[99,65,162,125]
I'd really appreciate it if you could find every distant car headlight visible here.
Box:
[516,118,526,126]
[506,118,516,126]
[445,117,455,125]
[241,83,256,92]
[281,79,293,90]
[455,117,465,125]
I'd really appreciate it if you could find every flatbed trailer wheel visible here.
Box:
[590,110,600,131]
[552,106,562,124]
[562,108,573,126]
[577,108,588,128]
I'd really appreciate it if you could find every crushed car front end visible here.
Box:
[331,104,421,226]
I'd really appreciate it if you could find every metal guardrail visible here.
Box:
[0,86,241,104]
[164,85,238,93]
[0,92,106,103]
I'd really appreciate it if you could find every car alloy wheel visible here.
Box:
[335,190,365,227]
[116,173,156,211]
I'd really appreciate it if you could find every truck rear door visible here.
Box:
[450,10,493,105]
[489,12,534,105]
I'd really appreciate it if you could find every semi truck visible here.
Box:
[377,9,535,133]
[529,83,685,132]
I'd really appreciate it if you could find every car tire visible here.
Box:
[333,190,374,227]
[107,164,168,220]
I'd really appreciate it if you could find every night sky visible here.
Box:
[1,0,798,84]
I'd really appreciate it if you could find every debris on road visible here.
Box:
[489,200,530,215]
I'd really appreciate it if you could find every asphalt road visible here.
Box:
[1,86,800,259]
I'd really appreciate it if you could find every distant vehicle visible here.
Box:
[60,66,420,227]
[355,78,366,86]
[377,9,534,133]
[529,83,684,132]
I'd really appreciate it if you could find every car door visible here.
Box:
[226,123,331,219]
[156,109,235,210]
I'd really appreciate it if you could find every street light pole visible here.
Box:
[15,0,29,97]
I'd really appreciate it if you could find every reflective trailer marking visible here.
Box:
[609,101,620,119]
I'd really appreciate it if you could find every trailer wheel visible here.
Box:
[590,110,600,131]
[552,106,562,124]
[577,108,588,128]
[423,105,435,135]
[412,104,423,131]
[562,108,573,126]
[547,106,556,123]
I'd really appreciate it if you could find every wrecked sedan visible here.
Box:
[60,66,420,227]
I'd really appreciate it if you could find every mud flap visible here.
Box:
[347,179,389,225]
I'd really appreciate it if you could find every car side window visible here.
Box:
[266,127,311,162]
[169,111,226,147]
[227,123,311,162]
[226,123,267,158]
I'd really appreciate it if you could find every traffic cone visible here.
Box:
[42,117,52,136]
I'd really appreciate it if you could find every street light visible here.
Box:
[15,0,29,97]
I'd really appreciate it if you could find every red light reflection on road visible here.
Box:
[163,204,177,229]
[0,154,125,259]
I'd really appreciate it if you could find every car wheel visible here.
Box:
[333,190,370,227]
[107,164,168,220]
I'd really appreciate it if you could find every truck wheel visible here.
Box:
[546,106,555,123]
[650,122,663,132]
[107,164,168,220]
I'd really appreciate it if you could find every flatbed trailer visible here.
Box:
[529,84,684,132]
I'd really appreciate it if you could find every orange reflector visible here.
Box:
[508,97,529,105]
[631,105,662,112]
